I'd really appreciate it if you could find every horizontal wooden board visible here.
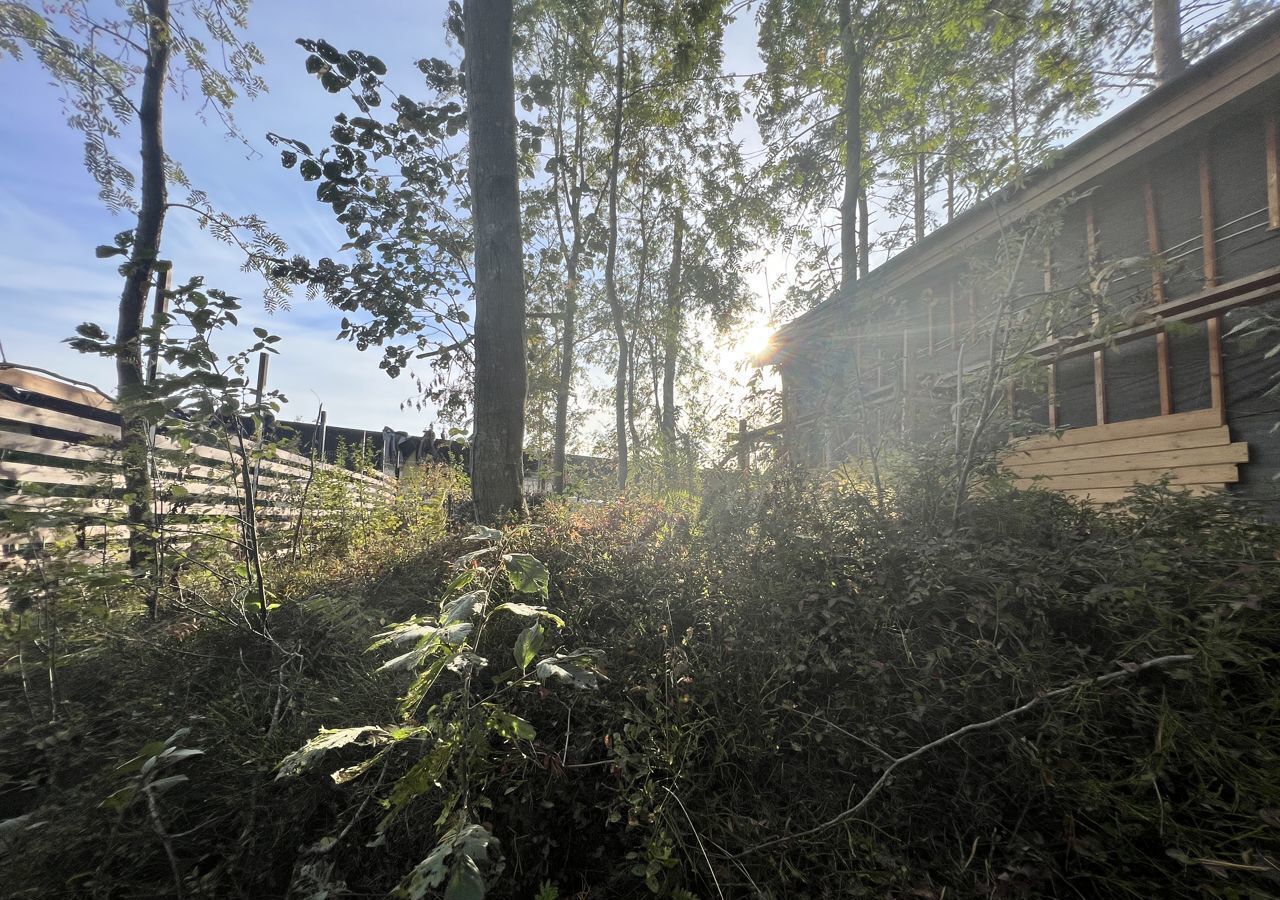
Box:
[0,366,115,411]
[1003,426,1232,466]
[0,430,115,462]
[1060,484,1219,504]
[0,460,122,488]
[1011,463,1240,492]
[1015,408,1224,451]
[0,398,120,438]
[1005,443,1248,479]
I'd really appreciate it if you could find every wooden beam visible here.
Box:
[1010,462,1240,491]
[1031,266,1280,363]
[1005,425,1231,465]
[1144,178,1165,303]
[0,398,120,438]
[1199,144,1218,288]
[0,366,114,412]
[1267,108,1279,230]
[1004,443,1248,479]
[1016,407,1223,450]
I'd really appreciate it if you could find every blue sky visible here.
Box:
[0,1,777,440]
[0,2,474,434]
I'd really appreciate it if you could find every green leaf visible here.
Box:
[466,525,503,542]
[99,785,136,812]
[536,652,601,690]
[276,726,393,778]
[445,858,486,900]
[490,602,563,626]
[503,553,549,596]
[400,654,452,717]
[487,707,536,743]
[441,590,486,625]
[94,245,126,258]
[513,621,545,670]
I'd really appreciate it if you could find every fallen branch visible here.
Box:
[730,654,1195,859]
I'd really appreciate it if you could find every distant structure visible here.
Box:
[759,13,1280,505]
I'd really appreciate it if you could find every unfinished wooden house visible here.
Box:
[760,14,1280,505]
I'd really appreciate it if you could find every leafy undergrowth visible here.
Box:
[2,471,1279,899]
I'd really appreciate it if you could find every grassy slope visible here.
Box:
[2,473,1279,899]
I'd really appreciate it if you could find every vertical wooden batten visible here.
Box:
[1267,109,1279,231]
[1086,201,1107,425]
[1207,314,1226,422]
[1198,142,1226,424]
[1199,144,1218,288]
[1047,362,1058,429]
[1144,178,1172,415]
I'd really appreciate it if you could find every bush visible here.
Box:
[2,471,1278,899]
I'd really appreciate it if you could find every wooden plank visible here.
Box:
[0,366,114,412]
[1086,202,1107,425]
[1207,314,1225,414]
[1047,362,1058,429]
[1059,483,1219,504]
[1016,408,1225,450]
[1144,178,1165,304]
[2,494,122,516]
[0,461,121,488]
[1267,108,1279,231]
[1006,425,1230,464]
[1011,463,1240,491]
[1004,443,1247,479]
[1156,331,1172,415]
[0,398,119,438]
[1200,144,1217,288]
[0,431,114,462]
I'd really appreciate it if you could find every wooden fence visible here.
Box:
[0,363,396,566]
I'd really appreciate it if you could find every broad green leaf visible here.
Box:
[502,553,549,596]
[146,774,189,793]
[452,547,496,568]
[486,707,536,743]
[400,655,452,718]
[276,726,393,778]
[536,652,601,690]
[491,602,564,626]
[445,858,486,900]
[332,750,387,785]
[513,622,545,670]
[441,590,486,625]
[98,785,136,811]
[395,840,452,899]
[466,525,503,543]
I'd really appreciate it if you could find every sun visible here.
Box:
[739,319,776,361]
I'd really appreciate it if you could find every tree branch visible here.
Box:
[729,653,1195,859]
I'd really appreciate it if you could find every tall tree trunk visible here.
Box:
[660,210,683,471]
[551,77,585,495]
[604,0,628,488]
[465,0,528,523]
[1153,0,1185,83]
[858,188,870,279]
[118,0,169,584]
[838,0,862,288]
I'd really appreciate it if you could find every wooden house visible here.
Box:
[759,13,1280,505]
